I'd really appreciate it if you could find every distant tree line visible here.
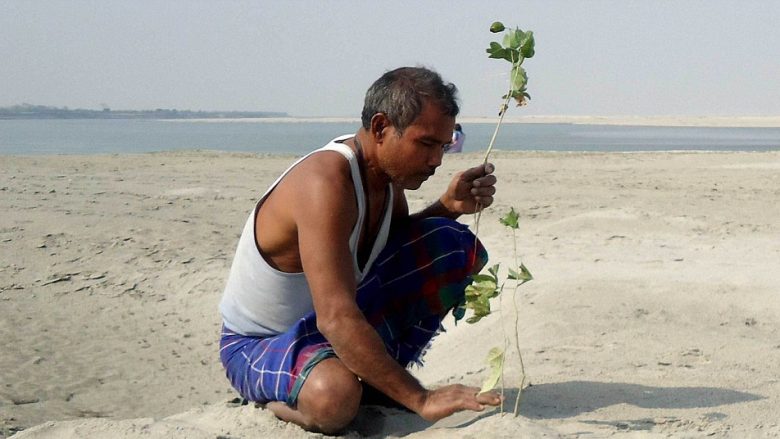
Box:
[0,104,288,120]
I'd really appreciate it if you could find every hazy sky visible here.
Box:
[2,1,778,117]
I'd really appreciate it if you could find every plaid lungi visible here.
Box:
[219,217,487,407]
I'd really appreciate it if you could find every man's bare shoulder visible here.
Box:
[255,149,358,271]
[265,149,358,221]
[284,150,354,193]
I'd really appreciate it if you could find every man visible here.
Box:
[219,66,500,433]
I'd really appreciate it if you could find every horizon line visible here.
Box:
[168,115,780,128]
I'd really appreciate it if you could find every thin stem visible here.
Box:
[481,93,512,166]
[499,278,509,415]
[472,55,522,256]
[474,57,525,261]
[511,228,527,416]
[500,334,506,414]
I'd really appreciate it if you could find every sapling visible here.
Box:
[460,21,536,417]
[461,208,533,416]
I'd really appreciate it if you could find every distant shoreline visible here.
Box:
[465,115,780,128]
[3,105,779,127]
[4,112,780,128]
[163,115,780,128]
[0,104,287,120]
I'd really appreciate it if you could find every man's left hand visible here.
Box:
[440,163,497,215]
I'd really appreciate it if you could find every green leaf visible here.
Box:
[503,28,525,50]
[486,42,507,59]
[489,21,505,33]
[520,31,535,58]
[519,263,533,281]
[499,207,520,229]
[508,263,534,282]
[510,65,528,94]
[480,347,505,393]
[487,263,501,280]
[464,269,500,324]
[466,295,491,323]
[471,273,497,284]
[465,281,497,305]
[509,65,530,106]
[466,280,497,295]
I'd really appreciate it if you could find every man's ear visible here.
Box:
[370,113,390,141]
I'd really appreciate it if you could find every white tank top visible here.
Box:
[219,135,394,336]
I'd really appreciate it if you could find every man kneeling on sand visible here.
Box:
[218,66,501,433]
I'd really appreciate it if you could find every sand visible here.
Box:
[1,149,779,438]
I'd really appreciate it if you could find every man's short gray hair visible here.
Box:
[361,67,459,135]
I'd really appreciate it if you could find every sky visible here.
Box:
[2,1,779,118]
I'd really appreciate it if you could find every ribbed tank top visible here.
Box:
[219,135,394,336]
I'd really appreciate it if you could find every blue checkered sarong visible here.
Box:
[219,217,487,406]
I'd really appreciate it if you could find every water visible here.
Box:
[0,119,360,155]
[1,119,779,155]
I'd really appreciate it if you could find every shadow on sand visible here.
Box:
[520,380,763,419]
[350,381,762,437]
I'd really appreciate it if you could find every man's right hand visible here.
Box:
[415,384,502,422]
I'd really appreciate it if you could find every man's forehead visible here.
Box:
[404,118,455,144]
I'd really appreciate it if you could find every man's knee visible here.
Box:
[297,358,362,433]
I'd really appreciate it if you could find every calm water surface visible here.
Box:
[1,119,779,155]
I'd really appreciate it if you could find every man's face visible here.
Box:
[378,102,455,190]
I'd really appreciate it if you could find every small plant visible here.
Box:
[499,207,534,415]
[462,208,533,416]
[462,21,536,416]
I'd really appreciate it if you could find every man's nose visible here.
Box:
[429,147,444,167]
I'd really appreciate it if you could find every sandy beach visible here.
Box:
[1,149,779,438]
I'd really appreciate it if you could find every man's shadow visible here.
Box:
[350,381,762,437]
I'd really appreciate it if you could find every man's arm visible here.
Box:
[406,163,497,221]
[292,157,498,421]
